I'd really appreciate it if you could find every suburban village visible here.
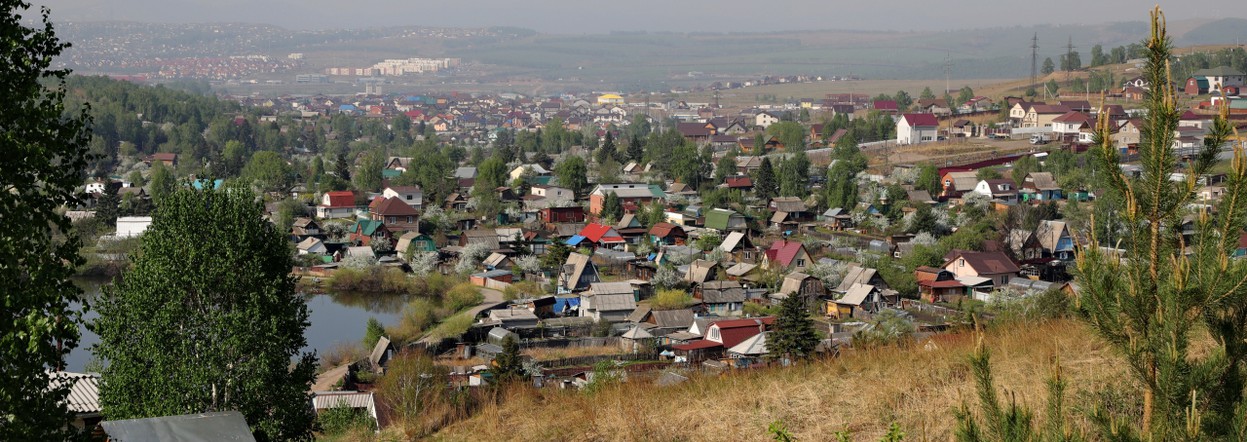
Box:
[48,53,1247,437]
[12,4,1247,439]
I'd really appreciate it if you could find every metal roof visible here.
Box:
[49,371,100,414]
[102,411,256,442]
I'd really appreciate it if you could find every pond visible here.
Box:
[67,279,409,372]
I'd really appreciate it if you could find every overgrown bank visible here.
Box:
[427,319,1131,441]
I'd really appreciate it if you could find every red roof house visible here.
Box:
[764,240,811,271]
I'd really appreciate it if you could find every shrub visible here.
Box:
[427,312,474,340]
[650,289,694,310]
[444,283,483,312]
[316,402,376,436]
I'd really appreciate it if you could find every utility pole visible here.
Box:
[1030,33,1039,89]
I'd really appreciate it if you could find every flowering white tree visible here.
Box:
[408,251,440,276]
[651,265,682,289]
[455,242,493,275]
[805,259,850,288]
[513,255,541,275]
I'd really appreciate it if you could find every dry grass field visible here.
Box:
[427,319,1135,441]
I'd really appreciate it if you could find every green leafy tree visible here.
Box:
[753,157,779,202]
[1045,79,1060,96]
[957,86,975,106]
[1090,44,1107,66]
[492,335,525,384]
[914,163,941,195]
[1060,50,1082,71]
[1010,155,1040,187]
[148,160,175,204]
[0,1,92,438]
[1075,8,1247,439]
[223,139,248,174]
[1041,57,1055,75]
[769,291,819,361]
[353,149,385,192]
[601,191,623,222]
[752,133,767,156]
[715,154,737,183]
[893,90,913,111]
[920,86,936,100]
[93,185,318,441]
[555,155,589,198]
[241,150,292,194]
[767,121,806,151]
[363,317,386,349]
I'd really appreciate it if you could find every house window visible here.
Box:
[743,251,752,260]
[406,216,413,223]
[406,195,412,200]
[708,328,720,342]
[388,217,395,223]
[959,258,965,267]
[796,258,805,267]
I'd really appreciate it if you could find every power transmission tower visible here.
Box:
[944,51,951,96]
[1066,36,1076,80]
[1030,33,1039,89]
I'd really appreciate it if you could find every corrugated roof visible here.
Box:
[727,331,769,356]
[312,391,376,410]
[49,371,100,414]
[589,281,634,296]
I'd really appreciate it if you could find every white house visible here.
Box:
[897,113,939,145]
[754,111,781,129]
[381,186,422,210]
[509,164,550,181]
[297,237,328,255]
[115,216,153,238]
[972,179,1018,204]
[1051,111,1092,138]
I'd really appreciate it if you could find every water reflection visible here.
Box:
[66,278,408,372]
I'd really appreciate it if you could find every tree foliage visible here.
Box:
[769,292,819,361]
[241,150,292,194]
[93,185,317,441]
[555,155,589,198]
[493,335,525,384]
[0,1,92,437]
[753,157,779,202]
[1077,8,1247,439]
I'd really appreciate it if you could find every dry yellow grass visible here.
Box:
[430,319,1134,441]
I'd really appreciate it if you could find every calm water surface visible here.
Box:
[67,279,408,372]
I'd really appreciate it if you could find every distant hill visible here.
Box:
[50,18,1247,91]
[1176,18,1247,46]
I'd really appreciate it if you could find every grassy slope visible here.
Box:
[430,319,1134,441]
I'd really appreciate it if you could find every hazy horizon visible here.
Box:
[30,0,1247,34]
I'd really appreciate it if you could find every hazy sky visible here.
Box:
[30,0,1247,33]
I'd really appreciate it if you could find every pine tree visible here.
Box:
[1,1,93,438]
[601,191,623,222]
[769,292,819,361]
[754,157,779,202]
[596,131,616,165]
[1077,7,1247,439]
[93,184,318,440]
[626,136,644,163]
[493,335,525,384]
[363,317,386,349]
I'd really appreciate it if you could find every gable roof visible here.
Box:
[649,222,685,238]
[705,208,742,231]
[765,240,806,267]
[684,259,720,285]
[719,231,750,252]
[945,250,1021,275]
[771,196,808,213]
[371,196,419,217]
[354,219,386,236]
[837,283,877,306]
[901,113,940,127]
[1025,172,1059,190]
[835,264,878,293]
[943,171,979,191]
[1031,220,1072,252]
[579,223,625,244]
[727,331,769,356]
[369,336,392,366]
[650,309,696,328]
[779,272,817,295]
[323,191,355,208]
